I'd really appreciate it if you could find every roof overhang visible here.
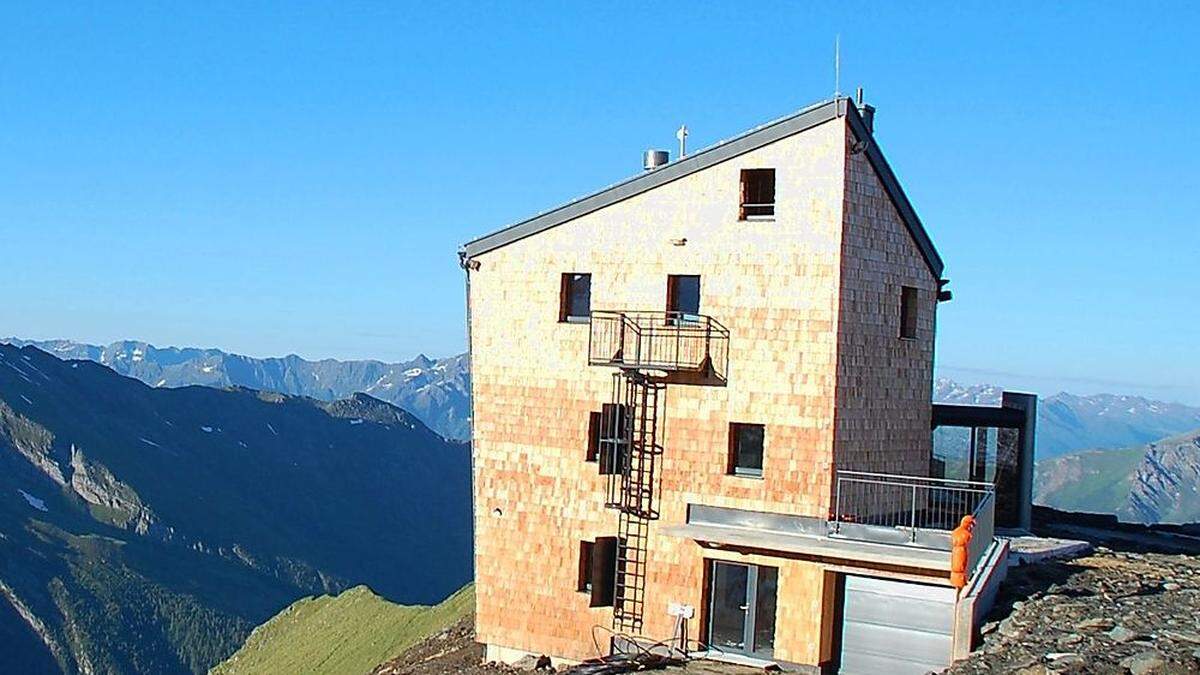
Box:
[461,97,944,278]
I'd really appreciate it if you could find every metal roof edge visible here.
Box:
[843,104,945,279]
[461,98,843,258]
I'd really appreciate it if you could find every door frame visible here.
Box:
[704,559,776,659]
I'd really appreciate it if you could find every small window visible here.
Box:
[900,286,919,339]
[667,275,701,323]
[740,169,775,220]
[729,423,764,477]
[559,273,592,323]
[577,540,594,592]
[598,404,628,475]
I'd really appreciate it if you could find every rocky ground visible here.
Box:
[369,617,761,675]
[370,616,507,675]
[949,510,1200,675]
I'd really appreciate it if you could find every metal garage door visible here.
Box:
[839,575,957,675]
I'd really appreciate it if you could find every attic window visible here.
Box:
[560,273,592,323]
[740,169,775,220]
[900,286,919,339]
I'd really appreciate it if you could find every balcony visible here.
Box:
[588,310,730,384]
[831,471,996,580]
[662,471,998,585]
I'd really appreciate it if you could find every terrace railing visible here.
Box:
[588,310,729,383]
[831,470,995,542]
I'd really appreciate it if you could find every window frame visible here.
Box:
[577,540,595,593]
[899,285,919,340]
[559,272,592,323]
[597,404,628,475]
[728,422,765,478]
[666,274,702,324]
[739,168,776,221]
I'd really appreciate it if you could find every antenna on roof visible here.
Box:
[676,124,689,158]
[834,34,841,98]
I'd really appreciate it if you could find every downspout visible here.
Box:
[458,248,480,592]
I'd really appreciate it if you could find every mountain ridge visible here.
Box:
[1035,428,1200,524]
[933,378,1200,458]
[0,343,472,674]
[2,338,471,441]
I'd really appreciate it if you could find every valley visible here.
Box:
[0,343,472,674]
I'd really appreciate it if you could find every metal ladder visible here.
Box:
[608,371,664,633]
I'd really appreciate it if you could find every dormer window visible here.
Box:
[739,169,775,220]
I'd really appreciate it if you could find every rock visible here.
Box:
[981,620,999,635]
[1057,633,1084,647]
[999,617,1023,638]
[512,654,552,671]
[1075,617,1115,631]
[1163,582,1182,591]
[1045,652,1085,670]
[1119,650,1166,675]
[1164,630,1200,645]
[1107,625,1140,643]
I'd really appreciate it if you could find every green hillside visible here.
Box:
[1034,446,1144,513]
[0,343,472,673]
[1035,429,1200,523]
[212,584,474,675]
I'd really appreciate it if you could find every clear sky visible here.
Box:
[2,3,1197,404]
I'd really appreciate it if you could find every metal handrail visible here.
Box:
[836,470,994,489]
[588,310,730,382]
[831,469,994,541]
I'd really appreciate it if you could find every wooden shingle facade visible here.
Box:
[462,97,948,671]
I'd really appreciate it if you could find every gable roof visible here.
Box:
[461,97,944,278]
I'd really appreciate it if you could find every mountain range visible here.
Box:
[1,339,471,442]
[0,343,472,674]
[1034,429,1200,524]
[10,341,1200,462]
[932,378,1200,459]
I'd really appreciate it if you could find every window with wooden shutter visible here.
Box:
[598,404,628,475]
[589,536,618,607]
[577,540,595,592]
[586,411,602,462]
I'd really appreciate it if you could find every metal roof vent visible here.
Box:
[643,149,669,171]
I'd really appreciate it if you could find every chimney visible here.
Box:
[855,87,876,134]
[643,149,669,171]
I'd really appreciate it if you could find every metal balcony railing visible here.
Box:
[830,470,998,582]
[831,470,995,540]
[588,310,729,382]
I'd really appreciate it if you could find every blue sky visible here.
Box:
[2,3,1197,404]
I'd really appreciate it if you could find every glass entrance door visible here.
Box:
[707,561,778,658]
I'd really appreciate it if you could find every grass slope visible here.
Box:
[1034,446,1143,513]
[212,584,473,675]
